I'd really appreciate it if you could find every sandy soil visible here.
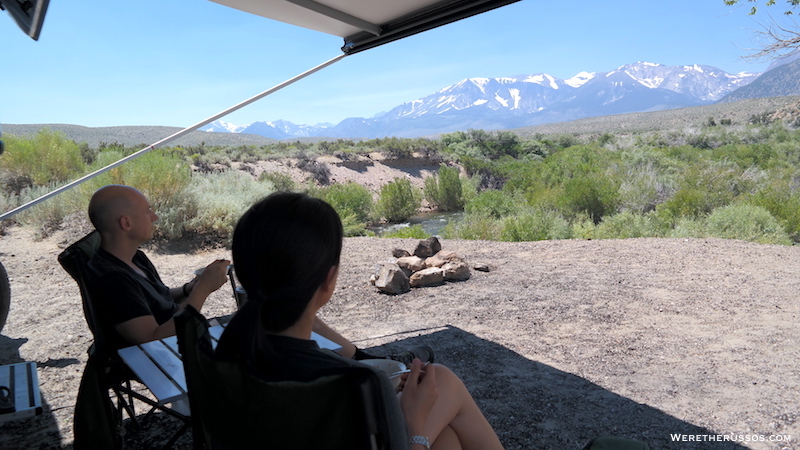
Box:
[0,225,798,449]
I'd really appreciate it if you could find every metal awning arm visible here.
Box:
[0,53,347,222]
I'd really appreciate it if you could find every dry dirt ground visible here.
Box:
[0,225,798,449]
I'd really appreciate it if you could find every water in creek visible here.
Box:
[369,211,465,237]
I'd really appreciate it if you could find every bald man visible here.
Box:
[87,185,230,351]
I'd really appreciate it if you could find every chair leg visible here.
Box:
[112,386,192,449]
[113,387,141,430]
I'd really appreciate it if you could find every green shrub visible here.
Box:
[423,165,464,211]
[704,203,791,245]
[593,211,665,239]
[15,182,87,238]
[500,209,571,241]
[571,214,597,239]
[668,217,708,239]
[618,163,671,214]
[259,171,296,192]
[382,224,429,239]
[656,187,709,222]
[557,175,619,224]
[183,171,274,240]
[296,158,331,185]
[339,212,373,237]
[84,150,192,220]
[317,182,373,223]
[465,189,518,218]
[0,130,85,193]
[376,178,420,222]
[746,179,800,242]
[442,214,502,240]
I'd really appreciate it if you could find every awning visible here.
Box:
[210,0,521,54]
[0,0,50,40]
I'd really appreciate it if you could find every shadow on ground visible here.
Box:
[0,334,66,449]
[367,325,748,450]
[9,326,753,449]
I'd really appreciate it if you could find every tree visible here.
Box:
[725,0,800,16]
[726,0,800,59]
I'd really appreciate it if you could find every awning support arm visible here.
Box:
[0,53,347,222]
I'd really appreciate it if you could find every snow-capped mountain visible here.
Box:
[201,61,762,139]
[202,120,248,134]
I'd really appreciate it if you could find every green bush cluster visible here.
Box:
[465,189,518,218]
[182,170,274,241]
[313,182,374,231]
[0,130,85,194]
[382,224,430,239]
[375,178,420,223]
[259,171,296,192]
[423,165,464,212]
[442,123,800,245]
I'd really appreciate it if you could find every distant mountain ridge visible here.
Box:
[719,58,800,103]
[202,61,762,139]
[6,97,800,148]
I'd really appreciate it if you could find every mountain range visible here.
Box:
[202,60,796,139]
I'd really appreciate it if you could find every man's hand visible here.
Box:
[190,259,230,297]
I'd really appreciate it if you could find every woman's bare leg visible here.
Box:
[432,425,462,450]
[422,365,503,450]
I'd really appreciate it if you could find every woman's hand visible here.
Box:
[399,358,439,436]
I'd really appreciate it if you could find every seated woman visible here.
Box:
[216,192,504,450]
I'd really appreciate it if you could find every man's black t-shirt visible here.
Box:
[87,248,178,352]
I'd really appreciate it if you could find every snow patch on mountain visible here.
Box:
[565,71,595,88]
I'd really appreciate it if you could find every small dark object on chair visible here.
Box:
[0,386,15,414]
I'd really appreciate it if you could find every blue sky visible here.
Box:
[0,0,790,128]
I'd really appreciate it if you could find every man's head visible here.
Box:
[88,185,158,244]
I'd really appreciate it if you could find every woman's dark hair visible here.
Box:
[231,192,343,333]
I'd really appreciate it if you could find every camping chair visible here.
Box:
[58,231,190,449]
[175,305,406,450]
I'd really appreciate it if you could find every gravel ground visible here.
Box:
[0,226,798,449]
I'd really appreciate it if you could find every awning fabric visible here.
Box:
[209,0,521,54]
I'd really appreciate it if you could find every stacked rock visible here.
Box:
[370,237,475,295]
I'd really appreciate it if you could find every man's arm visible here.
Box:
[312,315,357,359]
[116,315,177,344]
[115,259,229,345]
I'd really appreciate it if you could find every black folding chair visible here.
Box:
[175,305,407,450]
[59,231,190,449]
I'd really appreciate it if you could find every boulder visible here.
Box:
[409,267,445,288]
[396,256,426,276]
[372,262,410,295]
[392,248,410,258]
[473,262,490,272]
[425,250,465,268]
[413,237,442,258]
[442,261,471,281]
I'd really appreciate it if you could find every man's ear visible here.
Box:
[118,214,132,231]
